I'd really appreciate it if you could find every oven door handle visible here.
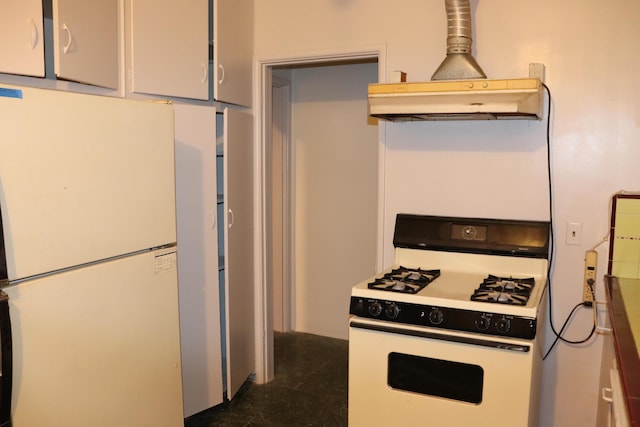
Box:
[350,320,531,353]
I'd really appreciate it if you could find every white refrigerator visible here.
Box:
[0,85,184,426]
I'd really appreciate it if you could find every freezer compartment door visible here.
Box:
[4,248,183,426]
[0,85,176,280]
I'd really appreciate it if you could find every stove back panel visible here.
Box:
[393,214,550,259]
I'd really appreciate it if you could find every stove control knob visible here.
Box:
[385,303,400,319]
[368,301,382,317]
[496,317,511,334]
[428,309,444,325]
[476,315,491,331]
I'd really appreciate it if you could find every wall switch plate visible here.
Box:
[583,249,597,305]
[566,222,582,245]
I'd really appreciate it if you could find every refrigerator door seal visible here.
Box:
[0,290,11,427]
[0,204,12,427]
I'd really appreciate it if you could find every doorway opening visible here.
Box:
[260,51,383,383]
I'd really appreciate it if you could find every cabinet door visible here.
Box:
[597,328,615,427]
[0,0,45,77]
[174,104,223,416]
[129,0,208,100]
[213,0,253,107]
[53,0,119,89]
[223,108,254,399]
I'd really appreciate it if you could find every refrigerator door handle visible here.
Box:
[0,290,12,427]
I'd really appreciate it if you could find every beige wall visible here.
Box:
[290,62,379,339]
[255,1,640,426]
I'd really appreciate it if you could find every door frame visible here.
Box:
[253,45,387,384]
[269,75,293,334]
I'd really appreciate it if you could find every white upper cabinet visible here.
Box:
[213,0,253,107]
[0,0,45,77]
[1,0,252,100]
[52,0,119,89]
[129,0,209,100]
[128,0,253,105]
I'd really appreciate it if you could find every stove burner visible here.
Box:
[479,275,535,293]
[470,275,535,306]
[368,266,441,294]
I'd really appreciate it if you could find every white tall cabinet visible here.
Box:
[174,105,254,416]
[174,104,224,417]
[219,108,255,400]
[0,0,45,77]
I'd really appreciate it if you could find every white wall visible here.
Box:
[290,62,379,339]
[256,1,640,426]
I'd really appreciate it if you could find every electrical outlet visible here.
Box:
[583,250,597,305]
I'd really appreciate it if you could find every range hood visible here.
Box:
[369,0,544,122]
[368,77,544,122]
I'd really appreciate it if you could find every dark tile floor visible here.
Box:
[184,331,348,427]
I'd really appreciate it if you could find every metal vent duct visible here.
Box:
[431,0,486,81]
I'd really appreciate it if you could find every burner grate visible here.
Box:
[368,266,441,294]
[470,275,535,306]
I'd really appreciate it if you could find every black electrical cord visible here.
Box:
[543,301,596,360]
[541,83,596,360]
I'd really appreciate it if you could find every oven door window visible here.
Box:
[388,352,484,404]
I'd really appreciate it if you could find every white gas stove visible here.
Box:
[348,214,551,427]
[350,248,549,337]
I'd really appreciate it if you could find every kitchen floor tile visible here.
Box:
[184,331,348,427]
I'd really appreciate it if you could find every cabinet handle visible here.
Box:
[602,387,613,403]
[62,23,73,54]
[209,210,216,229]
[228,208,234,228]
[201,63,208,84]
[594,300,613,334]
[218,64,225,84]
[29,18,38,49]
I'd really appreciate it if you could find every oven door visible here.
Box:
[349,318,541,427]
